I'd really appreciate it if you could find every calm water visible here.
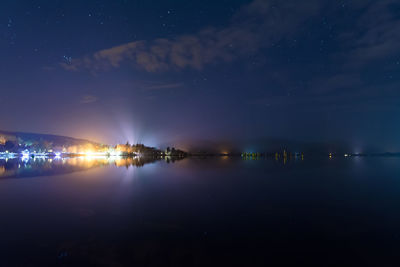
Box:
[1,156,400,266]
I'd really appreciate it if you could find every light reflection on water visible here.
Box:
[1,157,400,266]
[0,156,180,178]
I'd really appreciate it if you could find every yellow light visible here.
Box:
[84,151,95,156]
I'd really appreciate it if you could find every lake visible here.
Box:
[0,156,399,266]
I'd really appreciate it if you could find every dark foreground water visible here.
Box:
[1,156,400,266]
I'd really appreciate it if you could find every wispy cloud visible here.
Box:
[80,94,98,104]
[309,74,363,95]
[61,0,320,73]
[248,0,400,113]
[340,0,400,67]
[140,82,184,91]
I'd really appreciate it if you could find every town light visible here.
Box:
[21,150,30,157]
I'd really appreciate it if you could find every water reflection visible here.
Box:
[0,156,400,266]
[0,156,181,179]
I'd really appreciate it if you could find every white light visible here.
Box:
[21,154,29,162]
[109,150,122,157]
[21,150,30,157]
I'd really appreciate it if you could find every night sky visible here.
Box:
[1,0,400,151]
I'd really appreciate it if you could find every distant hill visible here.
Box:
[0,130,100,150]
[160,137,355,155]
[0,130,172,156]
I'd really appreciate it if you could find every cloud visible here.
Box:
[140,82,184,91]
[339,0,400,67]
[309,74,363,95]
[80,95,98,104]
[305,0,400,96]
[61,0,320,73]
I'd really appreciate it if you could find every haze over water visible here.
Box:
[1,156,399,266]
